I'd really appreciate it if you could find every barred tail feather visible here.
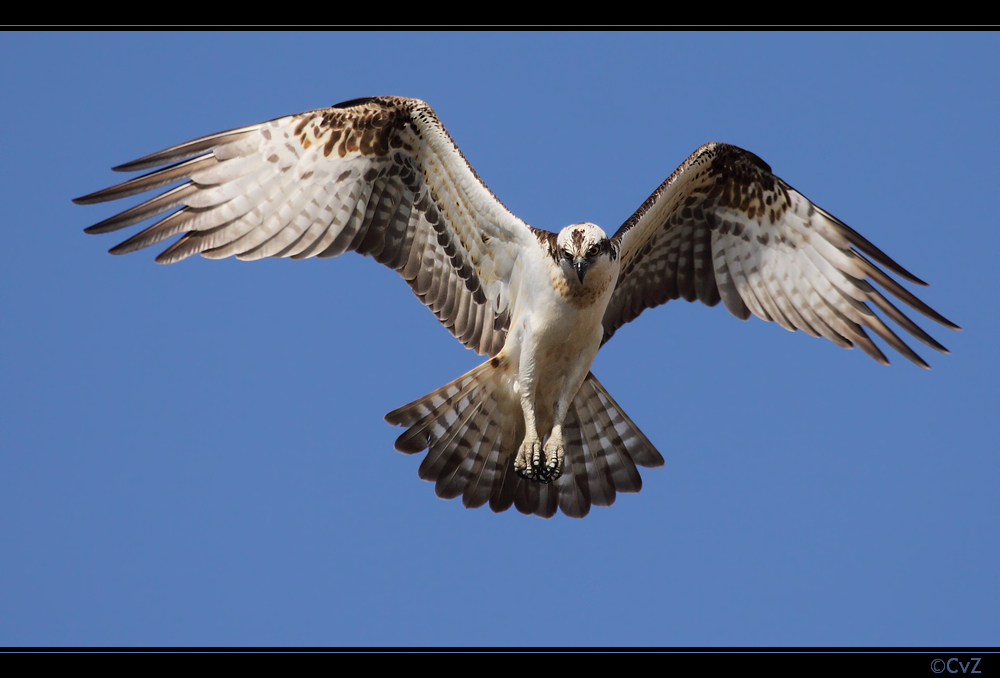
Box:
[581,374,664,470]
[384,363,663,519]
[385,361,496,454]
[552,373,664,517]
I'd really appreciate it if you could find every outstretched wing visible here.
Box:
[603,143,959,367]
[75,96,538,357]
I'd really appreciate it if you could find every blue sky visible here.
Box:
[1,32,996,646]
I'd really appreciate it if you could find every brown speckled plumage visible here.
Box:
[75,97,522,358]
[603,142,957,366]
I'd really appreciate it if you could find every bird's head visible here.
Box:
[555,222,615,286]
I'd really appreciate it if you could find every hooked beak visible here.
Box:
[573,257,590,283]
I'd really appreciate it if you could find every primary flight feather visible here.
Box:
[75,96,958,518]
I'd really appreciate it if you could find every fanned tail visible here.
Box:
[385,362,663,519]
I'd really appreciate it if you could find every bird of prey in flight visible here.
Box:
[75,96,958,518]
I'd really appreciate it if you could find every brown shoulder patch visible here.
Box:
[530,227,560,262]
[298,96,426,159]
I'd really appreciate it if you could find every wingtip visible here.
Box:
[929,312,962,332]
[153,251,178,265]
[112,152,167,173]
[83,216,131,235]
[108,240,144,257]
[74,191,107,206]
[112,159,145,172]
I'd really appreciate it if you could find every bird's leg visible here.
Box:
[539,393,575,482]
[540,404,568,482]
[514,388,542,480]
[541,346,597,482]
[513,344,543,481]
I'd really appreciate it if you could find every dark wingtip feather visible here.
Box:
[112,159,147,172]
[108,234,153,256]
[815,207,929,286]
[856,255,960,331]
[110,127,259,173]
[112,144,207,173]
[75,184,140,206]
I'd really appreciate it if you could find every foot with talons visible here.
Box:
[515,437,543,480]
[539,430,565,482]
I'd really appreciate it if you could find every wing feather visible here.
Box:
[605,143,958,366]
[76,96,538,356]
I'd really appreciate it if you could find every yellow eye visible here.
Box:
[587,245,600,257]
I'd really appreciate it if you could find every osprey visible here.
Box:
[76,96,958,518]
